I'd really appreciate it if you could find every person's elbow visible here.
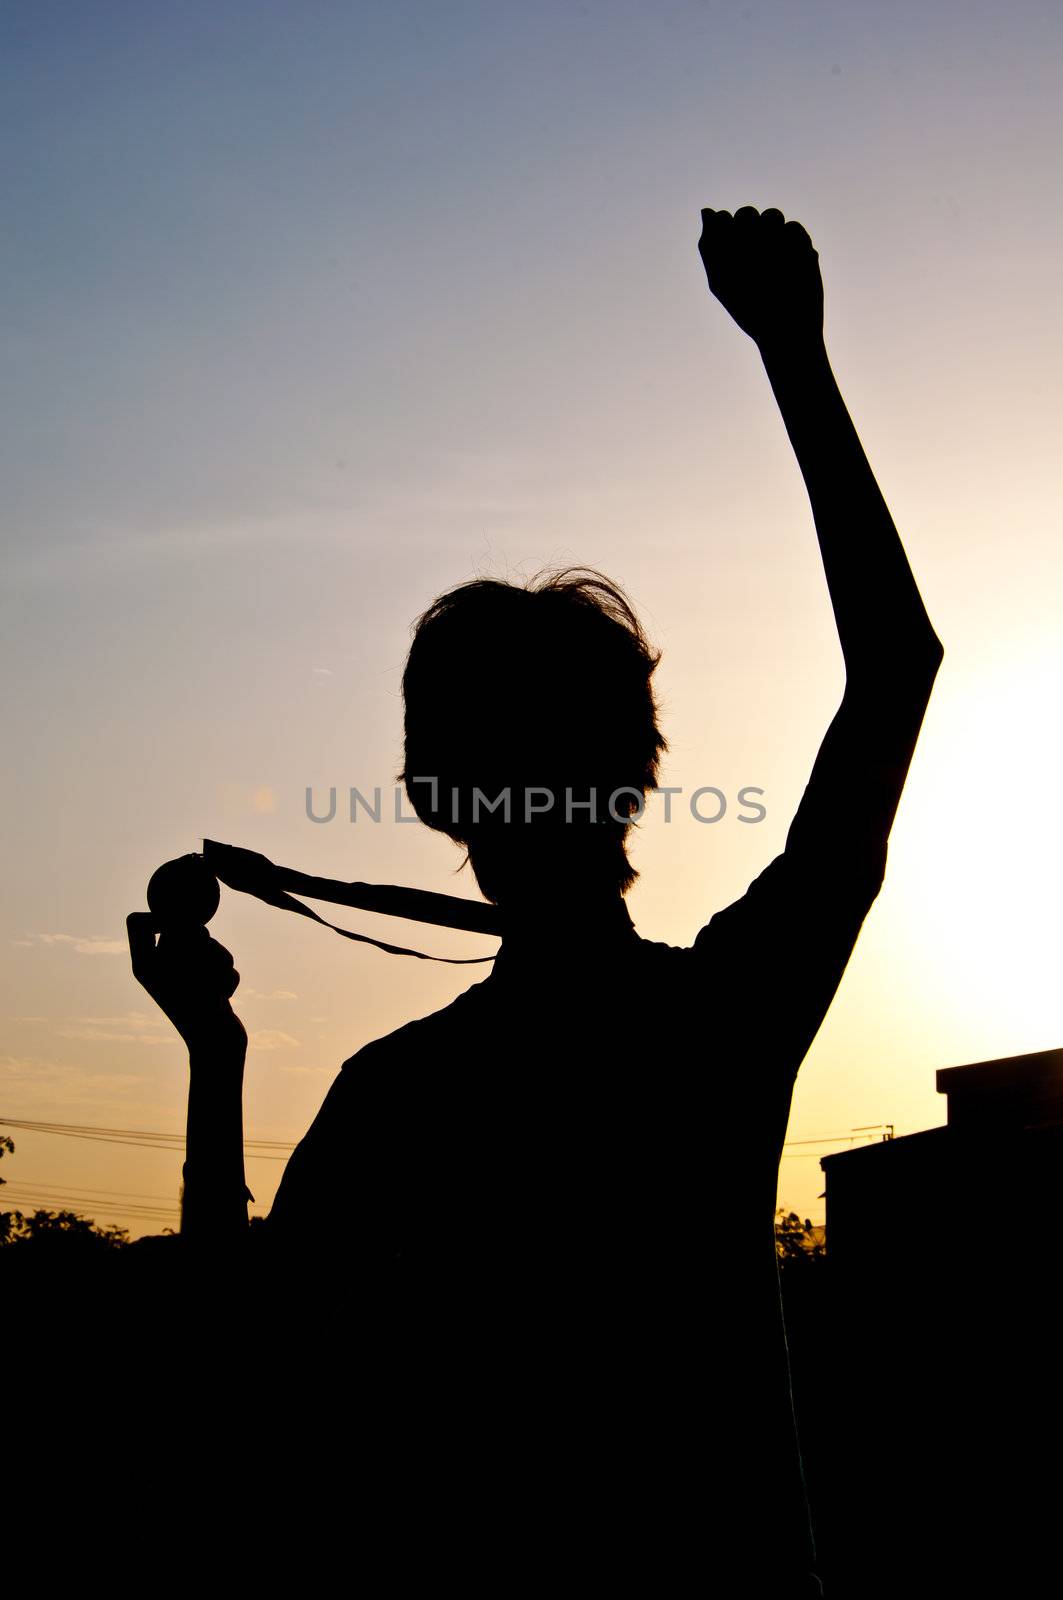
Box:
[890,624,947,694]
[920,625,945,669]
[842,628,943,725]
[911,626,945,692]
[888,636,944,725]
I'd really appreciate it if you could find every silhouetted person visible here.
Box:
[126,208,942,1592]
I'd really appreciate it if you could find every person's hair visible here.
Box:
[399,568,667,899]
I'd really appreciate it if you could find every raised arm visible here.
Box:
[126,910,251,1243]
[698,206,943,861]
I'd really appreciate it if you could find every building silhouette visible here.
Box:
[815,1047,1063,1592]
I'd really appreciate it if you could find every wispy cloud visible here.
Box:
[13,932,127,956]
[54,1010,171,1046]
[248,1029,300,1052]
[241,988,299,1001]
[0,1052,149,1109]
[68,1012,160,1028]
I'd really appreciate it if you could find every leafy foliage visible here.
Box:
[775,1208,826,1268]
[0,1207,130,1250]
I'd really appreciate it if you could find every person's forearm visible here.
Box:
[759,334,943,687]
[182,1044,250,1239]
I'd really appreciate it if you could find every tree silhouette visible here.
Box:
[0,1208,130,1250]
[775,1207,826,1269]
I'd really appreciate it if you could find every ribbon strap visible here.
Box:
[201,839,501,964]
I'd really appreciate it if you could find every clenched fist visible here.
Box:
[698,206,824,352]
[127,912,247,1058]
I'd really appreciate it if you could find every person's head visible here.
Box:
[399,568,667,905]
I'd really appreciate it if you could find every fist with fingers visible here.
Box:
[698,205,824,352]
[127,911,247,1057]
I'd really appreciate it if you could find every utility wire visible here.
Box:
[2,1183,180,1217]
[3,1113,890,1155]
[0,1114,294,1146]
[0,1115,292,1159]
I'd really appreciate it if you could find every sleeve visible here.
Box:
[692,748,889,1081]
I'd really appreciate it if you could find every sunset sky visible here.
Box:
[2,0,1061,1236]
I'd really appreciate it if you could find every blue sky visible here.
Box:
[3,0,1061,1232]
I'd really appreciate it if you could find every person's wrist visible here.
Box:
[757,327,828,373]
[182,1160,252,1199]
[186,1030,247,1071]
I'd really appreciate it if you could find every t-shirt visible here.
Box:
[260,808,887,1592]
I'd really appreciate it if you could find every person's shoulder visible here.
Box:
[633,908,770,982]
[693,836,887,952]
[338,976,492,1073]
[689,852,790,953]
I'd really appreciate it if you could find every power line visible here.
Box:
[2,1194,180,1224]
[4,1180,184,1203]
[780,1127,893,1158]
[2,1112,891,1156]
[0,1115,292,1160]
[0,1112,892,1218]
[0,1116,293,1148]
[782,1128,893,1147]
[2,1183,180,1217]
[2,1192,179,1222]
[0,1111,873,1230]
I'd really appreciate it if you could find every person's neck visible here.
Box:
[489,885,637,973]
